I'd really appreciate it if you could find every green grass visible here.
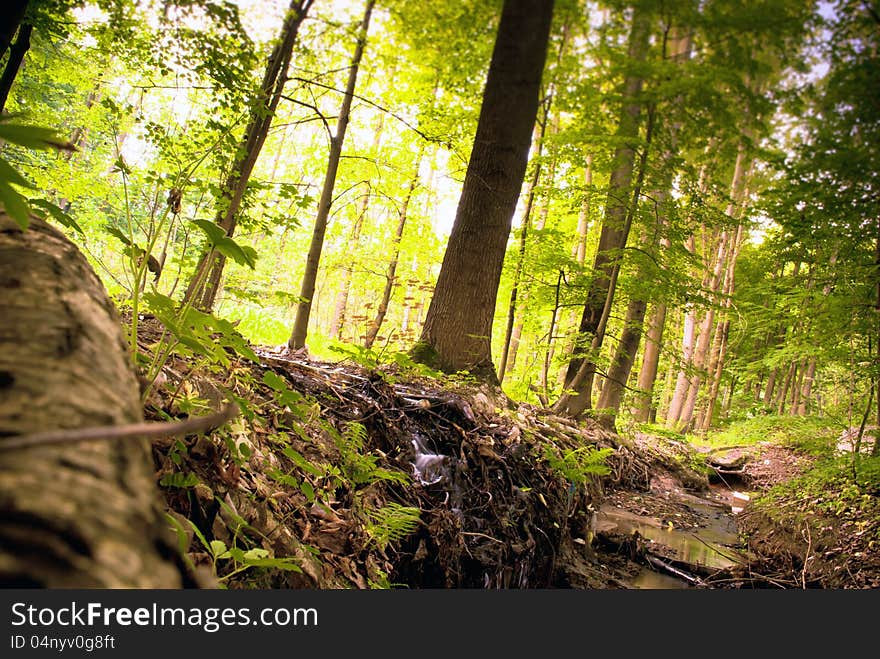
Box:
[694,415,839,453]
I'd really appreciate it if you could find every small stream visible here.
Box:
[593,489,749,588]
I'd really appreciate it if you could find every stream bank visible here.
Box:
[136,319,878,589]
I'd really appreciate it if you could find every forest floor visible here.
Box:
[135,317,879,589]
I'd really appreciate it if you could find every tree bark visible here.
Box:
[0,22,31,114]
[412,0,554,380]
[0,0,28,60]
[556,8,651,414]
[289,0,374,350]
[0,215,186,587]
[498,118,549,381]
[633,301,667,421]
[185,0,313,311]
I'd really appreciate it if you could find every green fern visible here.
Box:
[363,502,421,551]
[543,444,613,486]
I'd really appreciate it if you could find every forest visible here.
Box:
[0,0,877,590]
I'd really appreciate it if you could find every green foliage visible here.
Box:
[700,415,839,454]
[0,118,71,228]
[166,512,302,587]
[755,454,880,527]
[361,502,421,551]
[332,422,409,488]
[542,444,613,487]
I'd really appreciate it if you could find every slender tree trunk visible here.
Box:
[364,149,424,348]
[0,22,31,113]
[699,223,745,430]
[593,28,693,429]
[874,221,880,455]
[575,155,593,265]
[412,0,554,380]
[595,297,647,422]
[289,0,375,350]
[185,0,313,311]
[790,360,805,415]
[498,121,548,381]
[329,185,370,340]
[775,362,796,415]
[633,301,667,421]
[764,367,779,403]
[0,215,188,587]
[670,145,748,430]
[555,9,651,415]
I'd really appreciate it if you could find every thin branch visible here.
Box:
[281,94,334,141]
[289,76,440,145]
[0,403,240,452]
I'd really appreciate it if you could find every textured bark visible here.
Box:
[668,145,748,430]
[633,301,667,421]
[574,155,593,265]
[595,297,647,423]
[0,0,28,59]
[289,0,374,350]
[414,0,554,379]
[186,0,313,311]
[698,223,745,430]
[0,22,31,114]
[764,367,779,403]
[0,215,185,587]
[557,9,651,414]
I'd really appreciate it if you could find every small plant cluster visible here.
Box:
[155,359,420,587]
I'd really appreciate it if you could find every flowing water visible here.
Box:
[593,493,746,588]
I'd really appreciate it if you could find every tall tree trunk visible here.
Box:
[574,154,593,265]
[288,0,375,350]
[0,22,31,113]
[412,0,554,380]
[329,185,370,340]
[554,8,651,416]
[185,0,313,311]
[698,223,745,430]
[633,301,667,421]
[0,0,28,60]
[0,215,187,587]
[873,220,880,455]
[775,362,796,415]
[593,23,693,428]
[364,148,424,348]
[764,367,779,403]
[669,145,749,430]
[498,120,548,381]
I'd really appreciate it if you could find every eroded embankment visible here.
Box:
[143,319,817,589]
[143,325,666,589]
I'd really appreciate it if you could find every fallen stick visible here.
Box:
[0,402,240,451]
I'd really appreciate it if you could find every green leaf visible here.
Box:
[185,518,211,554]
[192,218,228,245]
[159,472,200,488]
[29,198,84,234]
[0,179,31,229]
[0,157,33,188]
[242,548,270,561]
[0,122,68,150]
[262,370,288,392]
[210,539,229,558]
[282,446,324,477]
[105,225,132,246]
